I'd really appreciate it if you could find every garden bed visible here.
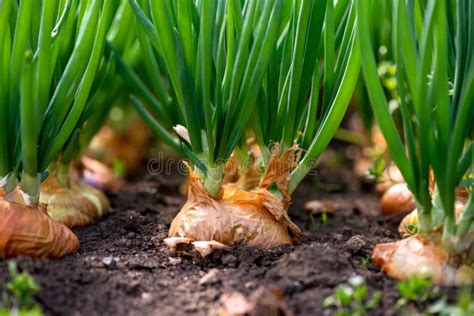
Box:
[0,151,454,316]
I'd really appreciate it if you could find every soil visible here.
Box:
[0,149,461,316]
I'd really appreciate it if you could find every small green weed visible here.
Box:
[396,274,439,308]
[0,262,43,316]
[361,256,370,269]
[309,212,329,233]
[366,157,385,182]
[323,275,381,316]
[427,288,474,316]
[396,275,474,315]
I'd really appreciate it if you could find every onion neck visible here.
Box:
[233,147,252,176]
[1,173,17,194]
[19,171,41,205]
[456,194,473,236]
[415,201,433,232]
[56,161,71,188]
[202,163,224,198]
[268,186,284,201]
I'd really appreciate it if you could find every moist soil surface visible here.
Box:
[0,150,459,316]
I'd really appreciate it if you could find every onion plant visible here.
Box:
[83,1,148,179]
[252,0,361,196]
[126,0,286,197]
[0,0,115,258]
[39,0,141,228]
[121,0,361,252]
[358,0,474,284]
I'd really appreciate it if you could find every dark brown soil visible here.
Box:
[0,151,459,315]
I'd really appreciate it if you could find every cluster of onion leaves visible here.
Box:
[120,0,362,201]
[352,0,395,131]
[70,0,143,160]
[0,0,115,204]
[358,0,474,251]
[122,0,288,197]
[251,0,361,195]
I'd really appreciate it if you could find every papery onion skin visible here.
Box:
[0,200,79,258]
[233,166,261,192]
[169,176,300,248]
[223,150,262,192]
[170,146,301,249]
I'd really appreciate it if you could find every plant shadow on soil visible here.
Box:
[0,148,458,316]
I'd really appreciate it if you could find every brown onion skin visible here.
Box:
[0,200,79,258]
[169,146,301,249]
[169,176,300,248]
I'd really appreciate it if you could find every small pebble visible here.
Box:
[168,257,182,265]
[102,256,117,269]
[141,292,153,304]
[199,268,220,285]
[344,235,368,254]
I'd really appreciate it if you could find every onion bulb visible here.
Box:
[372,236,473,285]
[168,175,300,250]
[166,148,302,254]
[399,200,467,238]
[40,162,111,228]
[87,117,151,173]
[379,194,473,285]
[0,194,79,258]
[380,183,416,216]
[80,156,123,192]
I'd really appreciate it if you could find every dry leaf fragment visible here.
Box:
[192,240,231,257]
[219,292,253,316]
